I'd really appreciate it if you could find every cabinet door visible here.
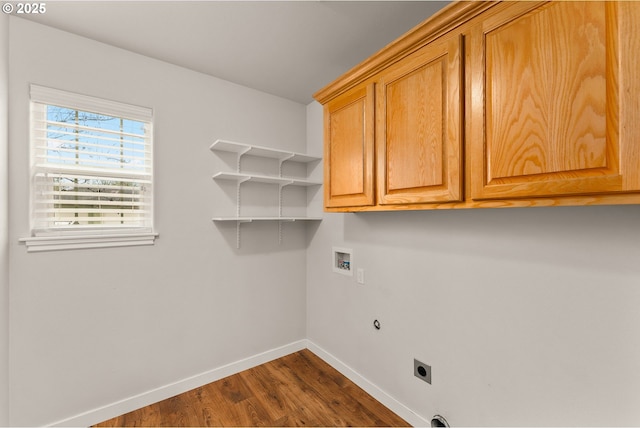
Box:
[470,1,640,200]
[376,35,463,205]
[324,83,375,208]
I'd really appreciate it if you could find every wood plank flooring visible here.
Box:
[94,349,410,427]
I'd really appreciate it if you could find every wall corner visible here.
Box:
[0,12,10,427]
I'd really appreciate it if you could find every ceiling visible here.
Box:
[19,1,450,104]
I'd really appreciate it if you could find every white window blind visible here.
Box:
[26,85,156,250]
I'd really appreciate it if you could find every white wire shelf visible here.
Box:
[209,139,321,164]
[210,138,322,248]
[212,217,322,222]
[212,172,321,187]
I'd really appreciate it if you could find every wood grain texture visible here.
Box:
[94,349,410,427]
[376,34,463,205]
[319,0,640,212]
[330,99,365,195]
[324,83,375,208]
[618,1,640,190]
[487,1,608,179]
[386,56,444,190]
[323,192,640,213]
[313,1,494,104]
[470,1,635,200]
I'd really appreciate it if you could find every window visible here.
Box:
[21,85,157,252]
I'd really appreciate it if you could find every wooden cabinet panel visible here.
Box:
[324,83,375,208]
[470,1,638,200]
[376,35,463,204]
[316,1,640,212]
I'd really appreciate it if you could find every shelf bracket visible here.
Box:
[236,219,241,249]
[236,182,241,218]
[278,183,284,244]
[279,154,295,178]
[278,218,296,245]
[235,218,253,249]
[236,147,251,173]
[211,140,322,249]
[235,176,250,219]
[233,148,252,249]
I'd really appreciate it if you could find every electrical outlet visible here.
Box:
[357,268,365,284]
[414,359,431,384]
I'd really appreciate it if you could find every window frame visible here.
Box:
[21,85,158,252]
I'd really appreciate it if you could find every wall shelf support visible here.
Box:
[210,139,322,248]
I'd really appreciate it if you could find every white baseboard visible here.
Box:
[50,339,428,427]
[306,341,430,428]
[50,340,307,427]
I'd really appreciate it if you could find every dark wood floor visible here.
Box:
[95,349,410,427]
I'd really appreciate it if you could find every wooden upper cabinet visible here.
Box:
[470,1,640,200]
[316,1,640,212]
[376,35,463,205]
[323,83,375,208]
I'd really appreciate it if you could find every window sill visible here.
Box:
[20,232,158,253]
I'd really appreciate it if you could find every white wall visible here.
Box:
[306,103,640,426]
[0,12,10,427]
[8,12,640,428]
[8,17,309,426]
